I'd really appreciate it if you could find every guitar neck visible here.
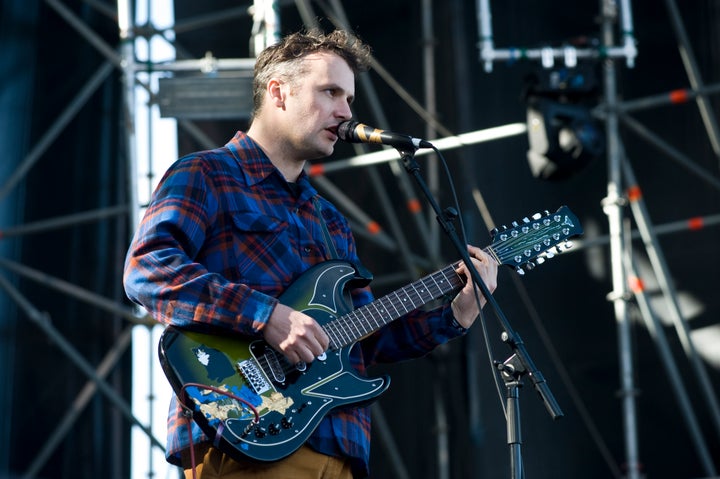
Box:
[321,205,583,350]
[323,262,466,350]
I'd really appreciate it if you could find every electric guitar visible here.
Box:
[158,206,582,463]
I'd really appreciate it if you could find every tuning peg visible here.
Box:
[535,257,545,265]
[532,212,542,220]
[515,267,526,276]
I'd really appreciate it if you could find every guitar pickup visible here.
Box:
[263,348,287,383]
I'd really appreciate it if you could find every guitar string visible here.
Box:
[324,264,463,350]
[266,217,568,376]
[320,216,566,353]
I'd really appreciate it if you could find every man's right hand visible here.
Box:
[263,303,330,365]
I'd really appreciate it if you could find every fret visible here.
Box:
[329,232,550,348]
[354,307,373,336]
[323,322,343,350]
[367,302,383,328]
[332,266,466,349]
[386,293,403,317]
[426,274,442,298]
[333,318,353,347]
[346,309,366,337]
[405,284,420,309]
[371,299,389,328]
[415,279,431,302]
[332,312,353,341]
[393,291,410,314]
[442,266,461,289]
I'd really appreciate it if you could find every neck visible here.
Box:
[246,125,305,182]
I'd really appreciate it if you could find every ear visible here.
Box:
[267,78,286,109]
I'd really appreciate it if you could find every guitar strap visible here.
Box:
[312,196,340,260]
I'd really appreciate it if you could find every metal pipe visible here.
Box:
[600,1,641,477]
[0,62,114,201]
[0,276,164,475]
[22,326,135,478]
[477,0,494,72]
[45,0,123,67]
[421,0,441,260]
[622,159,720,444]
[0,206,128,239]
[663,0,720,163]
[117,0,140,233]
[628,255,717,476]
[619,114,720,192]
[615,82,720,113]
[322,0,440,268]
[0,257,151,326]
[308,124,527,175]
[251,0,280,55]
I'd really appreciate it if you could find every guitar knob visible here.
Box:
[281,416,294,429]
[254,426,267,438]
[268,423,281,435]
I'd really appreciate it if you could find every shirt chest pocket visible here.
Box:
[229,212,294,284]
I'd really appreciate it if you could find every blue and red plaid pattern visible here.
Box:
[123,131,463,477]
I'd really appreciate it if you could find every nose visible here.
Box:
[336,100,353,121]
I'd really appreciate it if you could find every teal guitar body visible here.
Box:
[159,261,386,462]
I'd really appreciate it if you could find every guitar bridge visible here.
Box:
[237,359,271,395]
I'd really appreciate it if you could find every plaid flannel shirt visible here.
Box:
[123,131,464,477]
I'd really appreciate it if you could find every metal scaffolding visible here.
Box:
[2,0,718,478]
[477,0,720,478]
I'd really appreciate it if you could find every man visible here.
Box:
[123,29,498,479]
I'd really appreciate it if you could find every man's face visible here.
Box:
[280,52,355,161]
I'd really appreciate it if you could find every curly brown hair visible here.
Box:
[251,29,372,118]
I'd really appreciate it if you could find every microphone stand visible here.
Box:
[395,146,564,479]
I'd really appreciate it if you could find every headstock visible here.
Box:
[488,206,583,275]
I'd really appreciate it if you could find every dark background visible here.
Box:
[1,0,719,478]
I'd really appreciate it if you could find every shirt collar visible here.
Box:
[225,131,318,200]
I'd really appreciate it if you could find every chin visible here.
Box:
[315,143,335,158]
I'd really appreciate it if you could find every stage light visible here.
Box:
[526,97,604,180]
[524,65,605,181]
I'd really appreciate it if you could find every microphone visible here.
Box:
[336,121,433,150]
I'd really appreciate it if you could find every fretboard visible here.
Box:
[322,263,464,350]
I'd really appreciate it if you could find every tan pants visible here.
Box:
[184,445,353,479]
